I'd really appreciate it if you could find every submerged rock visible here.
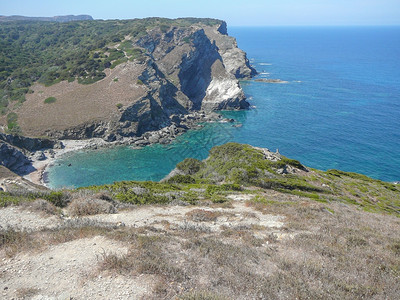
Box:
[254,78,288,84]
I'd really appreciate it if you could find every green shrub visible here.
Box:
[6,112,21,134]
[206,184,242,195]
[6,112,17,123]
[116,103,123,109]
[110,57,128,69]
[44,97,56,104]
[114,191,170,205]
[280,157,304,169]
[167,174,196,184]
[177,158,205,175]
[42,191,69,207]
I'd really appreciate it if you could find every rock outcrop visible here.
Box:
[204,22,257,79]
[0,140,33,175]
[117,22,255,136]
[0,133,62,176]
[7,19,256,141]
[0,133,58,152]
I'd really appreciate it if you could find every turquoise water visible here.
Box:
[47,27,400,188]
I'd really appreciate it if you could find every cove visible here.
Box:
[47,27,400,188]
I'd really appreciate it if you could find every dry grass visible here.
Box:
[0,219,113,257]
[22,199,58,215]
[67,197,116,216]
[2,188,399,299]
[178,291,228,300]
[96,193,399,299]
[0,227,35,257]
[0,166,17,179]
[185,209,221,222]
[16,62,147,137]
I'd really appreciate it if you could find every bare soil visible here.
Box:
[14,62,147,137]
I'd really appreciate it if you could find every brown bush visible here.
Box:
[68,198,116,216]
[24,199,57,215]
[185,209,220,222]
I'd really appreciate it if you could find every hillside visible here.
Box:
[1,143,399,299]
[0,18,255,140]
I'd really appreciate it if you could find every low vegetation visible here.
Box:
[6,112,21,134]
[0,142,399,298]
[1,143,399,214]
[44,96,56,104]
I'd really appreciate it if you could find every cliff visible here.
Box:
[0,18,256,141]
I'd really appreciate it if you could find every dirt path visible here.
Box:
[0,194,286,299]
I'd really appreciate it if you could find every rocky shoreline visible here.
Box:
[22,110,231,188]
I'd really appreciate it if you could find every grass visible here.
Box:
[44,96,56,104]
[97,203,399,299]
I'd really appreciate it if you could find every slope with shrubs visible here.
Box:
[0,143,399,299]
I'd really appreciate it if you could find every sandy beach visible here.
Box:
[23,138,108,188]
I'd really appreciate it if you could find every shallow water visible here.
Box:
[47,27,400,188]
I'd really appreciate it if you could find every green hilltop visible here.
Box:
[2,143,399,215]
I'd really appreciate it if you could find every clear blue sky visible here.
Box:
[1,0,399,26]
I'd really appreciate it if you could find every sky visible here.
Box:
[1,0,399,26]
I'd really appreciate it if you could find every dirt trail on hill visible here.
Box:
[0,195,286,299]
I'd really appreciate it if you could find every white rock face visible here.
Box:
[202,77,246,111]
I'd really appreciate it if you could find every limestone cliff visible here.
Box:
[3,18,256,141]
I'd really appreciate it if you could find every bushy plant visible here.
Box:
[44,96,56,104]
[177,158,205,175]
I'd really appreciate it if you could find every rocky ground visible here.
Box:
[1,188,399,299]
[0,193,287,299]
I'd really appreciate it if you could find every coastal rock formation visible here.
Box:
[0,134,59,176]
[2,18,256,141]
[0,133,57,152]
[204,22,257,79]
[0,140,32,175]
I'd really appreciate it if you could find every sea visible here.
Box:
[47,26,400,189]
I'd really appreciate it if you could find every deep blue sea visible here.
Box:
[47,27,400,189]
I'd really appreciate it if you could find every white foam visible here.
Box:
[259,63,272,66]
